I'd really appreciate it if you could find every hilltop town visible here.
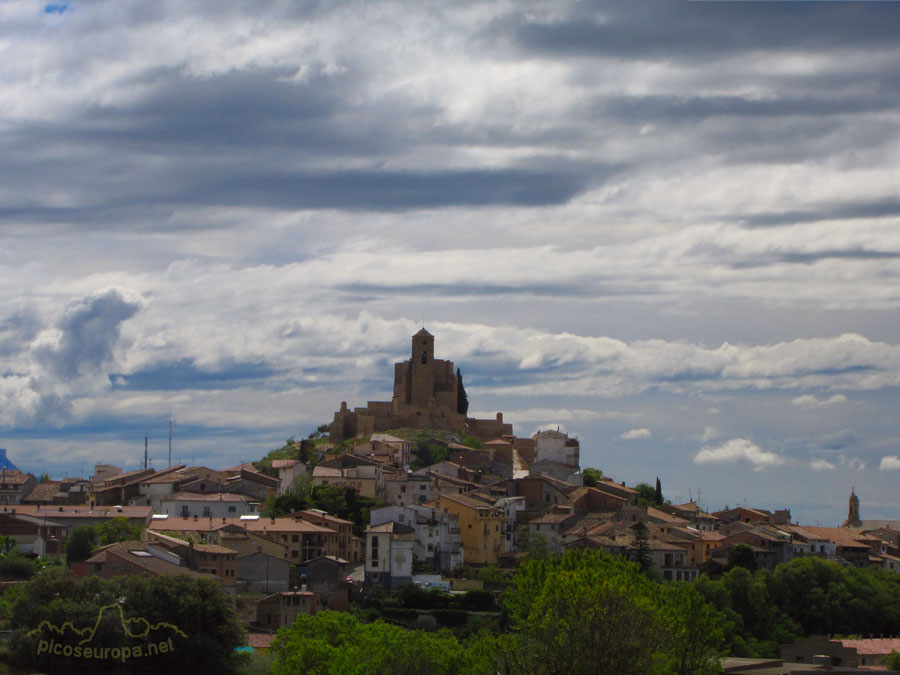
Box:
[2,331,900,672]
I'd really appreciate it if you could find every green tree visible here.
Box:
[655,477,664,506]
[0,534,17,555]
[725,544,758,573]
[456,368,469,415]
[65,525,97,565]
[661,583,726,675]
[96,517,142,546]
[270,611,485,675]
[581,467,603,487]
[10,568,246,674]
[38,472,52,483]
[516,530,549,560]
[630,522,653,573]
[503,550,667,675]
[635,482,656,507]
[885,651,900,670]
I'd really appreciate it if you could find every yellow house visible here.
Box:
[436,493,503,565]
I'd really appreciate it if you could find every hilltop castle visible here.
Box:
[329,329,513,443]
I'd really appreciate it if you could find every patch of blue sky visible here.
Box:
[44,4,68,14]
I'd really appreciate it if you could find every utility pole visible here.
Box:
[166,413,176,468]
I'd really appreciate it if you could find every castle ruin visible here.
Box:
[329,329,513,443]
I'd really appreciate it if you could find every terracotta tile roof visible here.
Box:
[148,516,336,534]
[22,483,61,503]
[288,509,353,526]
[0,470,34,485]
[839,638,900,655]
[193,543,238,554]
[162,491,256,502]
[220,462,258,474]
[439,492,502,513]
[271,459,300,469]
[246,633,276,650]
[801,526,873,549]
[2,504,152,519]
[646,507,690,524]
[139,466,189,484]
[367,521,414,534]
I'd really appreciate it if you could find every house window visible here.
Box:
[181,506,189,517]
[228,505,236,513]
[202,507,212,517]
[292,535,299,543]
[421,350,427,364]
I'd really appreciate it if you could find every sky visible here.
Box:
[2,0,900,526]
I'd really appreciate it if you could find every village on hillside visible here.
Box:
[2,331,900,670]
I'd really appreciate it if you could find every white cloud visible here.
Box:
[693,438,785,470]
[880,456,900,471]
[700,426,720,442]
[792,394,848,409]
[846,457,867,471]
[811,459,836,471]
[620,428,651,440]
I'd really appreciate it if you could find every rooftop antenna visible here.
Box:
[166,412,176,468]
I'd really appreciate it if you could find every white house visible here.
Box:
[159,492,259,519]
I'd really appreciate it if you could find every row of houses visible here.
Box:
[357,463,900,587]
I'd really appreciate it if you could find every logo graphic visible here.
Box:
[28,603,186,663]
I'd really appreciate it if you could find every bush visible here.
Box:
[0,555,33,580]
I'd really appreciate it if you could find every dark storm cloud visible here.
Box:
[602,94,896,124]
[741,199,900,228]
[194,165,599,210]
[0,309,41,357]
[35,289,141,380]
[501,1,900,59]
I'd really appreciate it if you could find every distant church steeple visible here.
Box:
[848,488,860,524]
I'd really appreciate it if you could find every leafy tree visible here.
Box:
[96,517,142,546]
[270,611,485,675]
[65,526,97,565]
[504,550,667,675]
[581,467,603,487]
[660,583,726,675]
[0,534,17,555]
[39,472,52,484]
[0,553,34,580]
[10,569,246,674]
[460,435,483,450]
[635,482,656,507]
[767,556,900,637]
[410,438,449,470]
[516,531,549,561]
[726,544,758,573]
[885,650,900,670]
